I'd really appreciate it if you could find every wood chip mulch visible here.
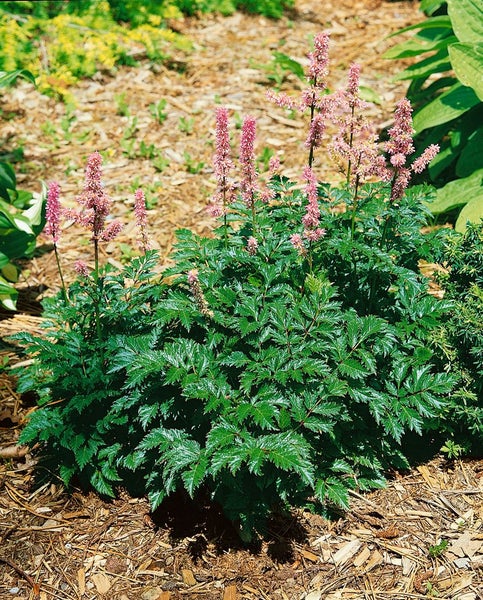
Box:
[1,1,482,598]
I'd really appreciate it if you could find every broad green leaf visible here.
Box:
[272,52,305,80]
[456,127,483,177]
[413,82,480,133]
[1,263,18,282]
[385,15,452,39]
[383,35,456,59]
[0,276,18,310]
[449,43,483,101]
[455,196,483,232]
[429,169,483,215]
[0,69,36,88]
[448,0,483,43]
[420,0,449,16]
[394,50,451,82]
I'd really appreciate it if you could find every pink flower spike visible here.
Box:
[46,181,61,244]
[78,151,112,239]
[266,90,299,111]
[268,155,281,175]
[247,236,258,255]
[345,63,363,109]
[213,107,235,185]
[290,233,307,257]
[412,144,440,174]
[390,167,411,203]
[239,115,258,208]
[187,269,213,317]
[305,113,326,150]
[74,260,90,277]
[304,227,326,242]
[385,98,415,165]
[99,220,123,242]
[308,32,330,88]
[134,188,151,252]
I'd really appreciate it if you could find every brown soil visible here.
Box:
[1,1,482,599]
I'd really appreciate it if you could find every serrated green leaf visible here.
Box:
[90,470,115,497]
[257,432,314,486]
[181,452,208,497]
[315,476,350,509]
[148,489,167,511]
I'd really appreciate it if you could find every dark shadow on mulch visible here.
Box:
[150,488,310,562]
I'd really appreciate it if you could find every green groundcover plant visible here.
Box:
[14,33,457,539]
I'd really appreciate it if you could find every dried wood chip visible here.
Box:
[377,526,400,539]
[77,567,85,595]
[449,531,483,558]
[352,545,371,567]
[223,584,237,600]
[181,568,196,585]
[299,548,320,562]
[90,572,112,594]
[363,549,384,572]
[332,539,362,566]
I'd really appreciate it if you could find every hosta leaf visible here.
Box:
[448,0,483,44]
[455,194,483,232]
[449,43,483,101]
[431,169,483,216]
[413,82,480,133]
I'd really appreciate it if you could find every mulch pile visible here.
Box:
[1,1,482,598]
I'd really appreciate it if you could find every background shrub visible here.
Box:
[430,223,483,455]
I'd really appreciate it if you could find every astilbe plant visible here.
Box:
[14,34,455,540]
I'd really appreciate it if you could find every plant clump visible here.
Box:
[14,33,462,540]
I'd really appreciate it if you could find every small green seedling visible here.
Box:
[428,539,448,558]
[149,99,168,124]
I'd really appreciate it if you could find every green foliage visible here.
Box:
[13,33,461,540]
[430,223,483,454]
[428,538,448,557]
[384,0,483,230]
[0,1,191,102]
[252,51,305,89]
[0,68,44,310]
[15,174,454,540]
